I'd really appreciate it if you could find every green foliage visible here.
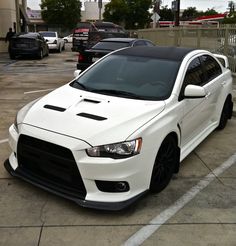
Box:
[159,5,174,21]
[181,7,220,21]
[223,16,236,24]
[41,0,81,30]
[103,0,152,29]
[181,7,198,21]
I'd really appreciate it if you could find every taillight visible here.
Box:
[78,53,84,62]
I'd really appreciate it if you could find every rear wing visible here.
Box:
[213,54,229,69]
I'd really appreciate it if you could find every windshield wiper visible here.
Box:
[90,89,144,99]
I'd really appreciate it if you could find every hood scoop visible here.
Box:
[44,104,66,112]
[83,98,101,104]
[77,113,107,121]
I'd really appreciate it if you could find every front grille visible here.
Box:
[16,135,86,199]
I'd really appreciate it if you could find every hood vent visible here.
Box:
[44,104,66,112]
[83,98,100,104]
[77,113,107,121]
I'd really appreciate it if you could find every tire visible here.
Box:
[38,49,43,59]
[217,97,232,130]
[9,53,15,59]
[150,135,179,193]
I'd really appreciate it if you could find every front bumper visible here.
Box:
[4,159,147,210]
[5,124,150,210]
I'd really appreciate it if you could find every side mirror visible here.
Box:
[74,69,82,78]
[184,85,206,99]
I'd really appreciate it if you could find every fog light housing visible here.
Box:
[95,180,130,193]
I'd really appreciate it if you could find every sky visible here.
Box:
[27,0,229,13]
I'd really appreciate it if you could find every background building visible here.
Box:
[81,1,108,22]
[0,0,28,52]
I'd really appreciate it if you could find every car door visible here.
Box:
[179,56,210,147]
[200,55,223,124]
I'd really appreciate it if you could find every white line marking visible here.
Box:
[123,153,236,246]
[24,88,54,94]
[0,139,8,144]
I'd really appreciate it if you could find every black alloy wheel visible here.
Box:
[150,135,179,193]
[217,97,232,130]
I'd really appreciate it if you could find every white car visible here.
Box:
[63,34,73,43]
[40,31,65,52]
[4,46,233,210]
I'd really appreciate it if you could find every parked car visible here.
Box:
[39,31,65,52]
[63,34,73,43]
[9,32,49,59]
[76,38,155,71]
[5,46,233,210]
[72,21,128,51]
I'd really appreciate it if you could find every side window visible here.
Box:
[133,40,146,46]
[145,41,155,47]
[183,57,204,86]
[179,57,204,100]
[201,55,222,82]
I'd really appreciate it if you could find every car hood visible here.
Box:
[23,85,165,147]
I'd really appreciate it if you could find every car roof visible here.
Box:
[13,32,40,38]
[100,38,139,43]
[114,46,195,61]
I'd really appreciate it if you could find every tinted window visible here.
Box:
[40,32,56,37]
[133,40,146,46]
[92,41,130,50]
[201,55,222,82]
[71,54,180,100]
[145,41,155,47]
[183,57,204,86]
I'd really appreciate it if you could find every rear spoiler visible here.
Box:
[213,54,229,69]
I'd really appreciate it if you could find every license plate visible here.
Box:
[92,57,100,62]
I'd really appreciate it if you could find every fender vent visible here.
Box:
[77,113,107,121]
[44,105,66,112]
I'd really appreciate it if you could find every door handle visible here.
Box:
[206,92,211,98]
[221,81,226,86]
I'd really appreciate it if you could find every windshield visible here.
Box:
[92,41,130,50]
[40,32,56,37]
[71,54,179,100]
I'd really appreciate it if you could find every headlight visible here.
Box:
[13,99,39,133]
[86,138,142,159]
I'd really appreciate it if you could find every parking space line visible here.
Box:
[123,153,236,246]
[0,139,8,144]
[24,88,54,94]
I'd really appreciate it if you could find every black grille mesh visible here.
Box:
[17,135,86,199]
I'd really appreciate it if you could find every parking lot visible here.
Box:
[0,45,236,246]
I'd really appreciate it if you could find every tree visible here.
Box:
[159,5,174,21]
[203,8,218,16]
[181,7,198,21]
[103,0,127,26]
[41,0,81,30]
[103,0,152,29]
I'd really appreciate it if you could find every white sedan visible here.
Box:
[4,46,233,210]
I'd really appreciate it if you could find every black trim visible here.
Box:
[77,113,107,121]
[83,98,100,104]
[44,104,66,112]
[4,159,147,211]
